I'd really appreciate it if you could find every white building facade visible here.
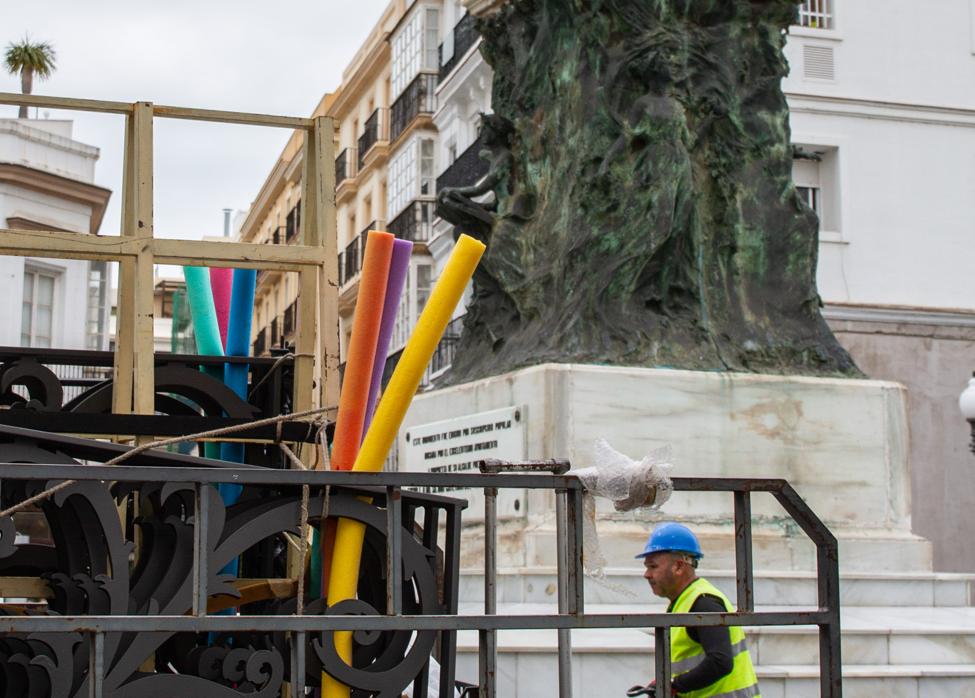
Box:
[0,119,112,352]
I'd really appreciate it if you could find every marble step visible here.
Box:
[453,649,975,698]
[458,567,975,607]
[453,603,975,667]
[484,523,934,574]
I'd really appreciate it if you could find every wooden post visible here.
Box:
[130,102,156,418]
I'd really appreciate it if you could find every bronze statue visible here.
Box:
[437,0,858,383]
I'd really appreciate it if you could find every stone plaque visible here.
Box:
[402,405,526,520]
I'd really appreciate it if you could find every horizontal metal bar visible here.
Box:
[0,346,283,367]
[0,610,830,634]
[0,463,587,490]
[0,464,795,495]
[670,477,788,492]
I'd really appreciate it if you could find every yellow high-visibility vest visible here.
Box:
[669,578,761,698]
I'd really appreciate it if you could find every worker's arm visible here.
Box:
[671,594,734,694]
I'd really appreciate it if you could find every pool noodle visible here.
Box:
[318,231,394,598]
[219,268,257,505]
[363,238,413,432]
[182,266,224,479]
[322,234,485,698]
[210,267,234,350]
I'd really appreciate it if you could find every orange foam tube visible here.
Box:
[320,230,394,595]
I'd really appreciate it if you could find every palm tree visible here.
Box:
[4,38,56,119]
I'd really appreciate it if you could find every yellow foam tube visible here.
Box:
[322,234,485,697]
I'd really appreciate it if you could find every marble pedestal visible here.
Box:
[400,364,930,573]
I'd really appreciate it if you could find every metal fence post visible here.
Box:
[568,485,585,616]
[555,489,573,697]
[89,630,104,698]
[733,491,754,612]
[193,482,209,617]
[654,626,671,697]
[386,486,403,616]
[292,630,307,696]
[479,487,498,698]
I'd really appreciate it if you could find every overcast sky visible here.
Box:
[1,0,390,244]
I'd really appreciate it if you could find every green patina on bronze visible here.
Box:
[437,0,858,383]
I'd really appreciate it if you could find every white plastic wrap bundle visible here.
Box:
[569,439,674,579]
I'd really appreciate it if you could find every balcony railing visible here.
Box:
[797,0,833,29]
[438,12,479,83]
[285,202,301,242]
[339,234,363,287]
[357,109,388,171]
[428,314,464,378]
[436,135,489,192]
[387,199,435,243]
[253,327,267,357]
[390,73,437,143]
[283,300,296,338]
[336,147,357,186]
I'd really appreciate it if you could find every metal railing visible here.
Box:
[336,147,357,186]
[285,201,301,242]
[340,234,363,287]
[0,463,842,697]
[390,73,438,143]
[798,0,833,29]
[283,300,296,338]
[253,327,267,356]
[438,12,479,83]
[358,108,389,171]
[436,135,489,192]
[426,314,464,381]
[388,199,436,243]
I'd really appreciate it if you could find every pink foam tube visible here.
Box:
[209,267,234,350]
[363,239,413,433]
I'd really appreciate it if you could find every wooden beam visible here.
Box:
[0,92,132,114]
[153,238,325,269]
[0,229,139,260]
[153,104,313,130]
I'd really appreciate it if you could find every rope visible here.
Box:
[246,352,294,401]
[0,405,331,519]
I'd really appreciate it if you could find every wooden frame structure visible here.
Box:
[0,93,340,456]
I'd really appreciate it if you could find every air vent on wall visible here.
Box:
[803,44,835,81]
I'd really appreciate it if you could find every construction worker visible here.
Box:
[629,522,760,698]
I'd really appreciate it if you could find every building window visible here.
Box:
[22,267,56,347]
[391,6,440,99]
[797,186,820,216]
[388,136,437,218]
[420,139,435,196]
[416,263,431,318]
[797,0,834,30]
[392,12,422,98]
[792,145,840,234]
[86,261,109,350]
[424,8,441,72]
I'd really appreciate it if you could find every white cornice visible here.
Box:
[823,304,975,328]
[0,119,99,159]
[786,92,975,129]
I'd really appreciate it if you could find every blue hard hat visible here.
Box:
[635,522,703,559]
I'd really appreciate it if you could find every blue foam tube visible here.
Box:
[218,269,257,581]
